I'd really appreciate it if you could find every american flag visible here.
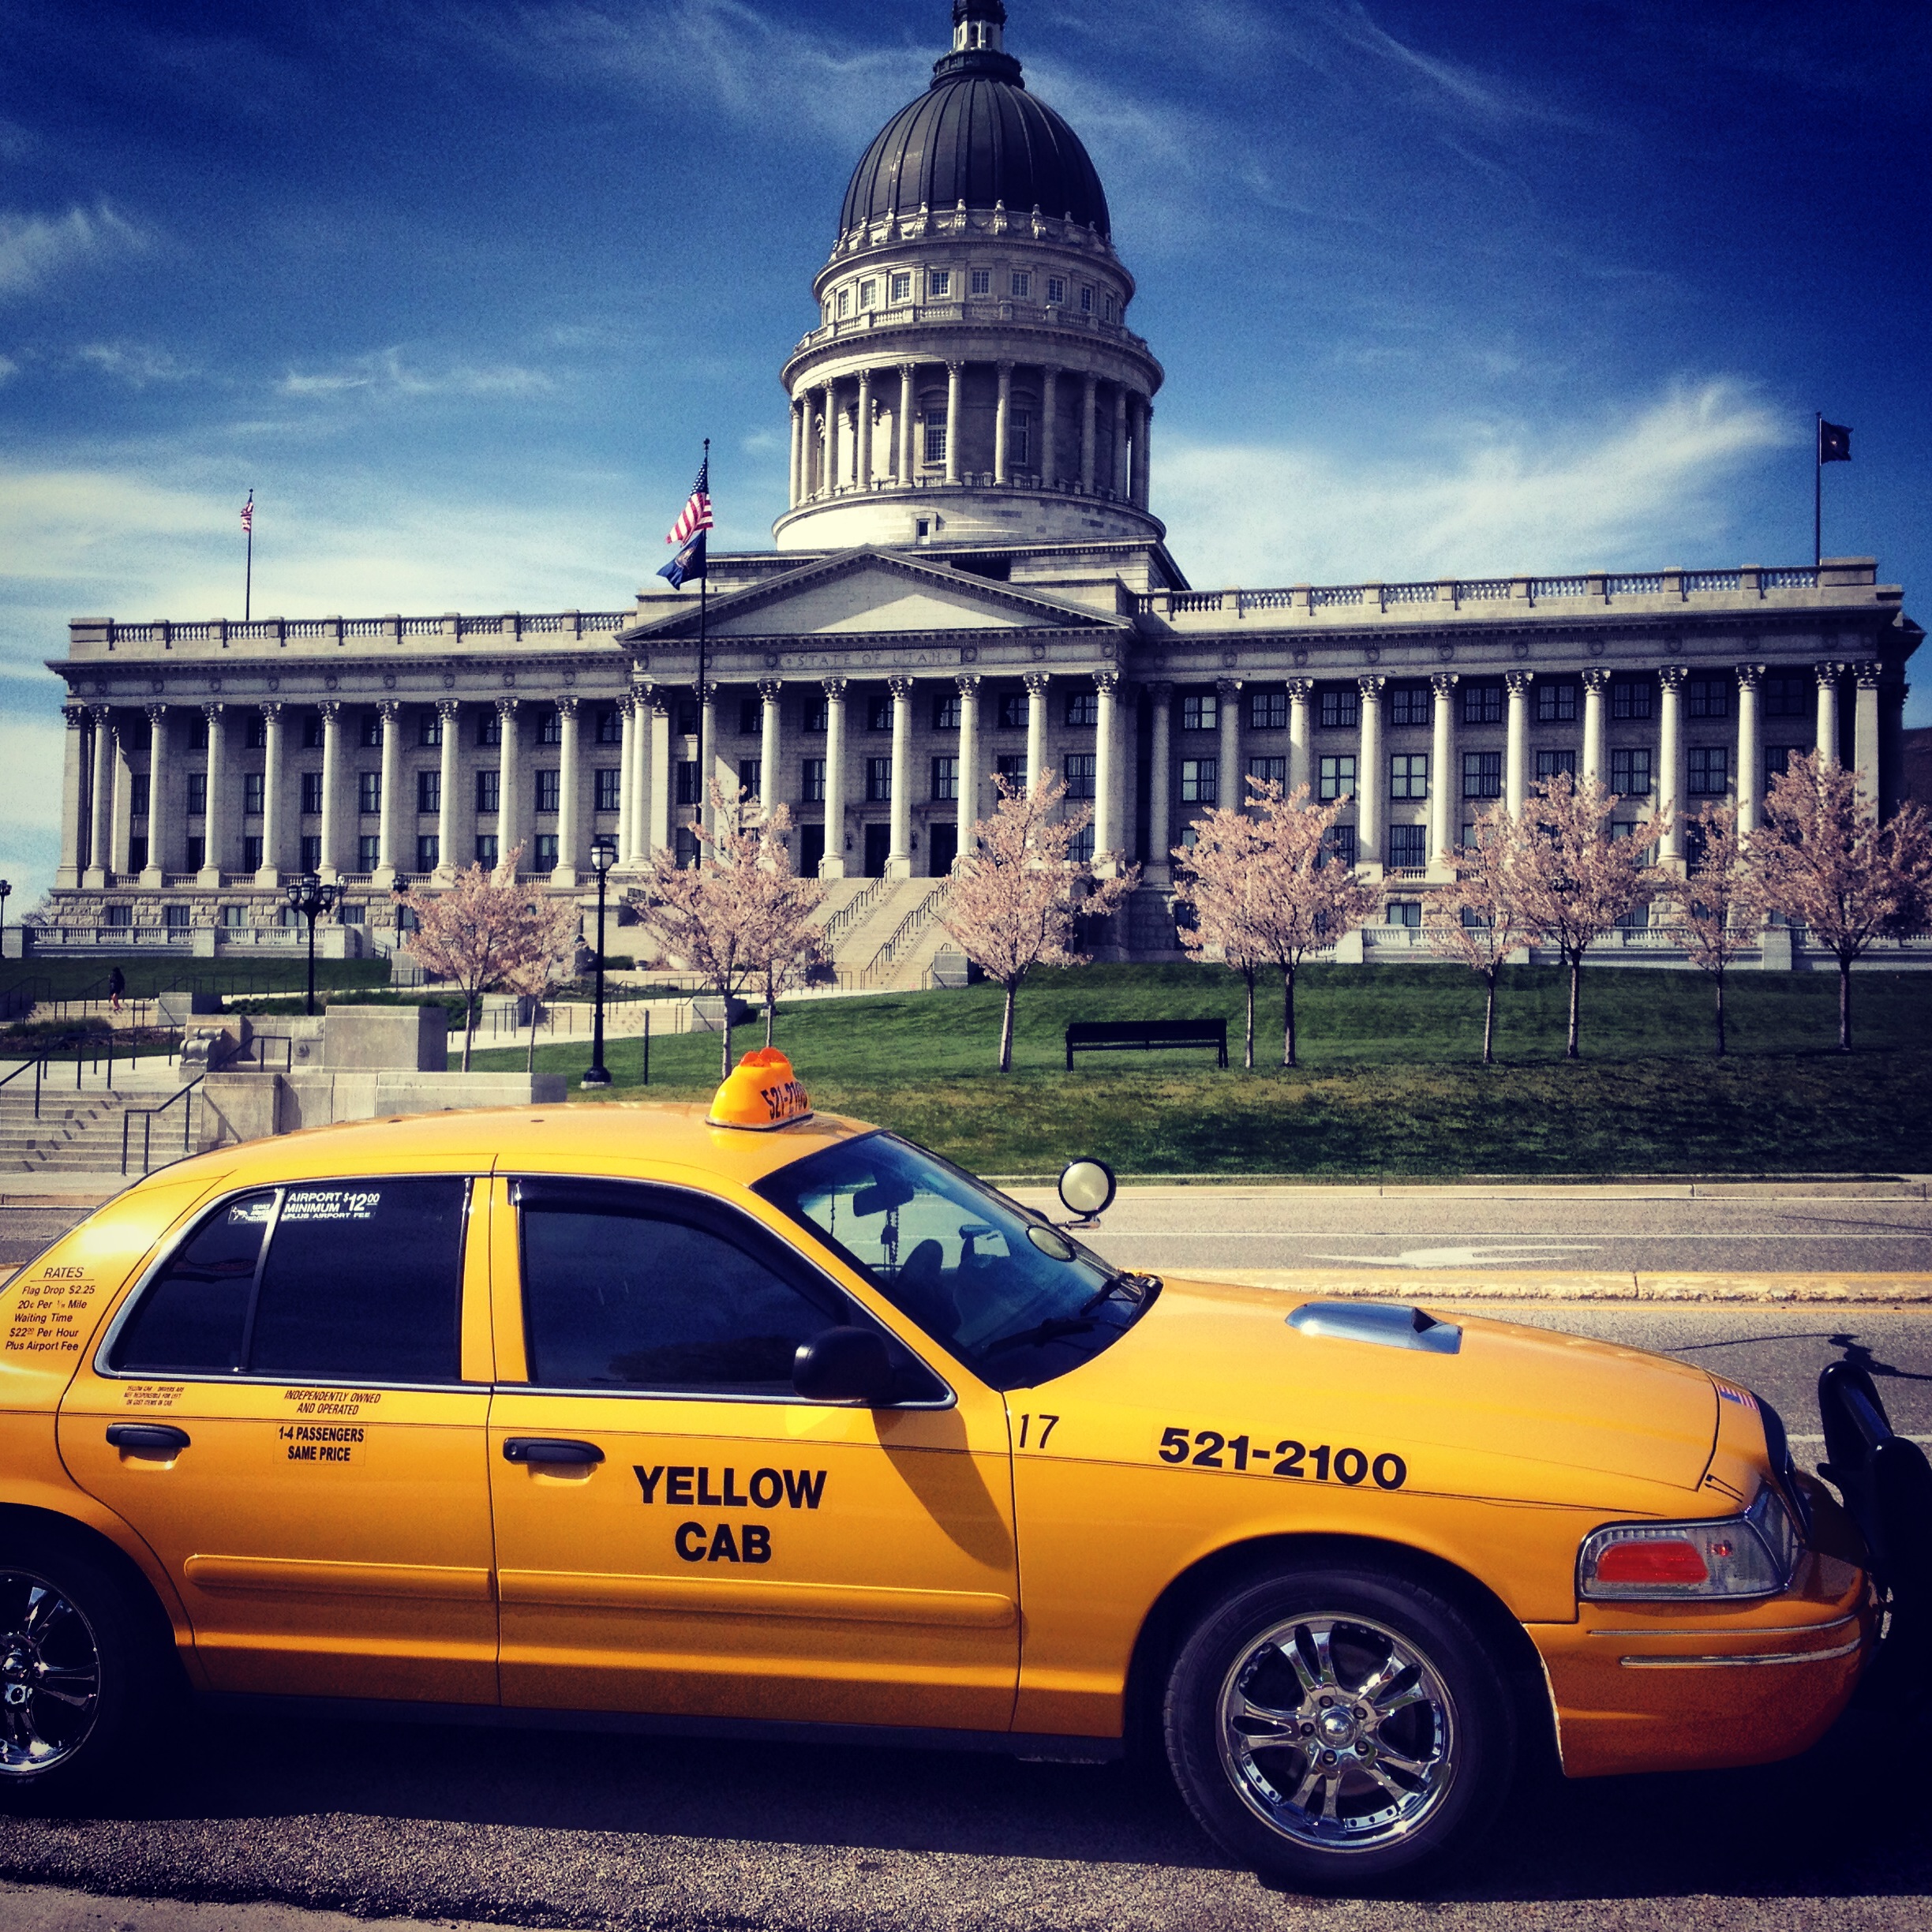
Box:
[665,457,712,546]
[240,492,253,535]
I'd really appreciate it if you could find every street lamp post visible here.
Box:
[0,880,11,960]
[582,835,618,1089]
[284,871,339,1017]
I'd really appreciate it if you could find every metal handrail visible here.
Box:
[820,876,893,949]
[121,1076,205,1178]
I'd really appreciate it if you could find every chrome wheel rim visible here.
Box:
[0,1570,103,1777]
[1216,1612,1456,1854]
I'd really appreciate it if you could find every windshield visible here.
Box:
[754,1132,1155,1392]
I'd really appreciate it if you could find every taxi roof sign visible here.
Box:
[707,1046,813,1132]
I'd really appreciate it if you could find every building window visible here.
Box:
[928,268,951,298]
[1320,687,1361,730]
[1616,899,1651,931]
[1462,751,1503,799]
[187,772,208,816]
[859,278,876,307]
[1180,758,1218,804]
[245,715,268,750]
[1080,285,1094,313]
[866,757,892,802]
[359,711,381,748]
[676,699,698,736]
[803,758,826,803]
[301,712,325,750]
[1248,755,1287,791]
[1064,753,1096,799]
[535,769,561,814]
[1069,825,1095,865]
[243,773,264,815]
[1011,270,1032,298]
[185,837,204,871]
[1462,684,1504,726]
[1688,677,1729,720]
[1388,825,1428,870]
[1537,683,1579,724]
[931,755,959,801]
[1388,685,1429,728]
[1609,747,1653,796]
[416,834,439,871]
[596,706,622,744]
[358,834,379,869]
[534,833,558,869]
[105,901,133,927]
[594,768,620,813]
[675,761,699,807]
[1390,753,1428,799]
[804,694,828,732]
[1612,678,1653,721]
[221,903,247,928]
[419,710,443,748]
[674,827,699,869]
[1249,689,1287,731]
[738,758,762,799]
[1766,745,1803,781]
[1324,825,1357,867]
[300,834,322,871]
[188,715,208,751]
[1764,675,1809,718]
[476,769,499,814]
[1065,691,1099,728]
[933,692,960,731]
[1010,410,1031,466]
[1046,275,1065,304]
[997,691,1027,730]
[889,271,912,303]
[354,771,377,814]
[923,421,947,466]
[1181,692,1218,732]
[1103,293,1117,322]
[970,268,991,296]
[129,771,148,818]
[1385,899,1422,928]
[300,771,324,814]
[835,288,850,318]
[162,902,190,930]
[474,834,499,867]
[1688,746,1729,796]
[739,697,761,736]
[418,769,441,814]
[477,710,501,747]
[994,753,1027,785]
[1535,749,1577,782]
[864,693,892,732]
[243,835,263,871]
[538,710,563,747]
[1319,755,1357,802]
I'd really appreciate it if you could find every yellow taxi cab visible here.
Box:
[0,1047,1908,1887]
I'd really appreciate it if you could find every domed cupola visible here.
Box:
[775,2,1164,554]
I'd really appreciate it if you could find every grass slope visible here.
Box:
[472,964,1932,1177]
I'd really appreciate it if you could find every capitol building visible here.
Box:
[39,1,1923,974]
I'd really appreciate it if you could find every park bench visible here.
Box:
[1065,1018,1228,1071]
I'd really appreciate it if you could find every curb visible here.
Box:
[1198,1268,1932,1304]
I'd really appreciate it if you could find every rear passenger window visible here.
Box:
[111,1179,467,1384]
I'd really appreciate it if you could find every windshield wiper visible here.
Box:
[983,1314,1095,1354]
[985,1273,1162,1354]
[1076,1270,1161,1318]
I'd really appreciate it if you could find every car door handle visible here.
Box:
[502,1437,605,1467]
[106,1424,191,1454]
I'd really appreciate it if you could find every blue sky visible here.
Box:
[2,0,1927,905]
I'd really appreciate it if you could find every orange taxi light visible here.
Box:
[1593,1538,1710,1586]
[708,1046,813,1131]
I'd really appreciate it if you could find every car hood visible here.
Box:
[1056,1275,1722,1510]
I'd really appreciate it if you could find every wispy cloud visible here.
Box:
[0,354,17,384]
[1158,380,1792,586]
[73,341,198,387]
[0,203,152,299]
[278,347,555,399]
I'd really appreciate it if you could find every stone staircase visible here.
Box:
[0,1071,202,1176]
[827,881,953,990]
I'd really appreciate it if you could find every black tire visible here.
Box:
[0,1532,162,1807]
[1163,1562,1517,1890]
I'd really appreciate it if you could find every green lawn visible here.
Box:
[470,963,1932,1178]
[0,956,391,1008]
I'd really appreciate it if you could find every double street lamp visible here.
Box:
[284,871,339,1017]
[581,836,618,1090]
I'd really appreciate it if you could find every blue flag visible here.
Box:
[657,530,706,589]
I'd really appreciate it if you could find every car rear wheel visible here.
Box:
[1163,1563,1516,1889]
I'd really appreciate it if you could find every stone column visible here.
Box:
[1581,668,1609,784]
[821,676,848,878]
[110,721,134,878]
[375,700,402,883]
[1429,672,1458,867]
[954,674,980,863]
[316,701,345,881]
[1134,398,1153,508]
[944,362,964,484]
[856,369,874,489]
[1080,374,1098,491]
[86,708,114,886]
[1815,661,1845,769]
[1286,679,1313,800]
[494,698,520,871]
[788,398,804,507]
[256,702,286,884]
[888,675,915,878]
[1147,681,1174,883]
[759,678,784,822]
[648,692,672,857]
[1094,671,1121,863]
[436,700,461,878]
[140,705,169,885]
[1854,663,1882,810]
[1503,671,1533,819]
[1657,666,1687,866]
[199,702,228,885]
[1110,385,1129,498]
[897,364,915,481]
[1356,676,1386,867]
[697,683,718,849]
[1024,672,1051,792]
[616,695,637,864]
[994,362,1013,484]
[1215,677,1243,815]
[1040,368,1058,485]
[554,695,582,884]
[1735,666,1765,835]
[824,384,842,494]
[58,706,86,889]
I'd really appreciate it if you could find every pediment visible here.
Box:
[625,547,1126,643]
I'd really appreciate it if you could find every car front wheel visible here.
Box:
[1163,1562,1517,1888]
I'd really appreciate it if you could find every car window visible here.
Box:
[110,1178,466,1384]
[754,1133,1154,1392]
[518,1195,840,1397]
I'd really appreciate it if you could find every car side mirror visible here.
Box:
[793,1325,897,1406]
[1057,1157,1117,1224]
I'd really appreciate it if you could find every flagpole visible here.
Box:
[245,487,254,621]
[697,439,710,857]
[1814,414,1822,569]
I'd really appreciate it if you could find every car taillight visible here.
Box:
[1579,1488,1798,1601]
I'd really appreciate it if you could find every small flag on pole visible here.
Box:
[241,492,254,534]
[665,456,713,547]
[657,530,706,589]
[1819,420,1852,463]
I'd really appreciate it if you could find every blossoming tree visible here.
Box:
[1170,792,1271,1069]
[1663,800,1763,1057]
[1425,804,1531,1065]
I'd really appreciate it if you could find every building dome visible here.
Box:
[839,3,1110,239]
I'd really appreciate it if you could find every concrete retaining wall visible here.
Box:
[200,1070,567,1150]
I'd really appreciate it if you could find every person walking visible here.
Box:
[107,966,125,1015]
